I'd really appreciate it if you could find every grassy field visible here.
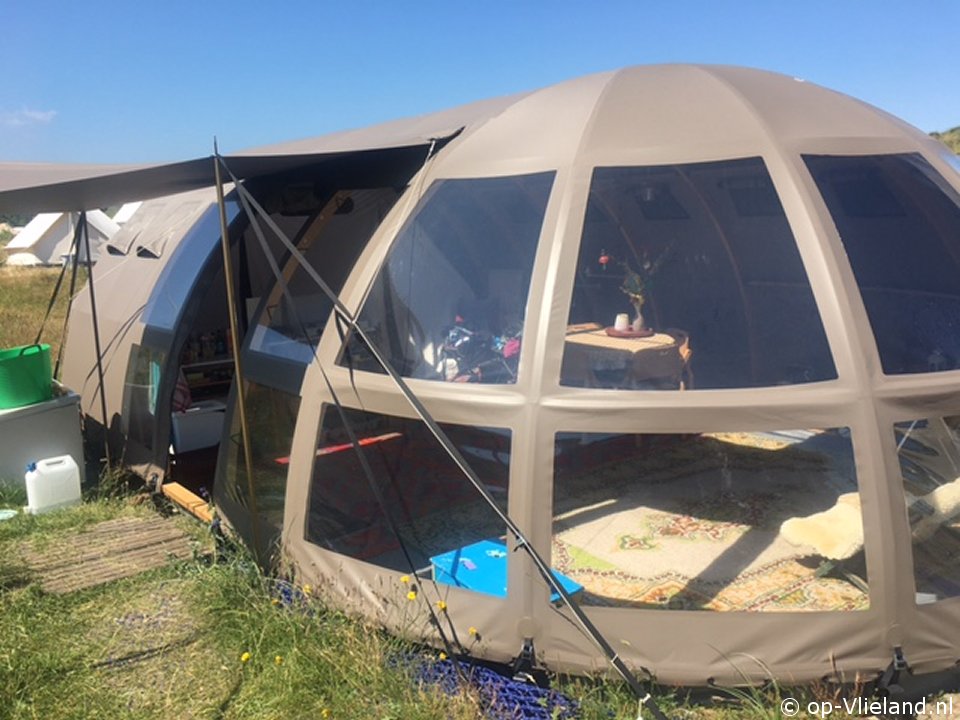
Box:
[0,499,499,720]
[0,265,86,366]
[1,495,825,720]
[1,494,902,720]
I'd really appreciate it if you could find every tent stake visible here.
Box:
[213,148,263,561]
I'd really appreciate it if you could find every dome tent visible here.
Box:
[6,64,960,688]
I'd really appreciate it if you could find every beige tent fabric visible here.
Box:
[50,64,960,686]
[286,65,960,685]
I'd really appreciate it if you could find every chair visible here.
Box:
[629,328,693,390]
[666,328,694,390]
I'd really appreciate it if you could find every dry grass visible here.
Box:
[0,265,86,368]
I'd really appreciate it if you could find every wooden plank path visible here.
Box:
[21,515,197,594]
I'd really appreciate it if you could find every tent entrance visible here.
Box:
[212,184,406,552]
[166,256,237,500]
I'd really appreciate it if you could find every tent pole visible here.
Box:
[55,220,84,377]
[81,211,112,472]
[213,148,263,561]
[35,215,81,362]
[220,162,669,718]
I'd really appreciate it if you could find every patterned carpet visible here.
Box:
[551,431,870,612]
[337,429,875,611]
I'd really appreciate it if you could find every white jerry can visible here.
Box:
[25,455,82,514]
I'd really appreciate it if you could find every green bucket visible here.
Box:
[0,344,52,410]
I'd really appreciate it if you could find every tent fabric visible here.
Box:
[0,158,214,214]
[60,186,219,475]
[54,64,960,687]
[111,201,142,225]
[283,65,960,685]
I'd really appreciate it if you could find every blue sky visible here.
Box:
[3,1,958,163]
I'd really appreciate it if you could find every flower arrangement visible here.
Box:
[598,247,670,331]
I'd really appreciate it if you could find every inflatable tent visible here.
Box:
[3,65,960,687]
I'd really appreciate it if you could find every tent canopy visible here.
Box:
[0,92,523,214]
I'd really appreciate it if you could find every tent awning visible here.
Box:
[0,147,429,213]
[0,91,525,214]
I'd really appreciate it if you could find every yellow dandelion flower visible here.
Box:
[468,626,479,637]
[240,651,251,663]
[436,600,447,611]
[400,575,411,584]
[302,584,313,596]
[406,590,417,601]
[274,655,283,665]
[321,709,331,718]
[438,651,447,661]
[271,598,280,606]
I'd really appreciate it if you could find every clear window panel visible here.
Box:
[894,415,960,603]
[562,158,836,390]
[221,383,301,534]
[249,189,401,364]
[306,407,510,580]
[552,429,867,611]
[121,344,166,452]
[805,154,960,375]
[341,173,555,384]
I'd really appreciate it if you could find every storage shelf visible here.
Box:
[182,356,233,370]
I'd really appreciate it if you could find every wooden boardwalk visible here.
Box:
[21,515,197,594]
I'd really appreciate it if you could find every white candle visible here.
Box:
[614,313,629,331]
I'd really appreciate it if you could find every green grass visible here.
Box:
[4,497,912,720]
[0,499,491,720]
[0,495,830,720]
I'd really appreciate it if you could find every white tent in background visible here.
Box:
[5,210,119,266]
[111,201,142,225]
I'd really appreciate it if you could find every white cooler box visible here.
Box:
[171,400,226,453]
[0,388,85,490]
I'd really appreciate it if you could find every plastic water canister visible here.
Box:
[25,455,81,514]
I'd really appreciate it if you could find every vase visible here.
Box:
[631,303,644,332]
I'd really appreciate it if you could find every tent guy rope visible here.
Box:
[215,153,671,719]
[228,162,469,668]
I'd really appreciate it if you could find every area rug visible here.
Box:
[551,431,870,612]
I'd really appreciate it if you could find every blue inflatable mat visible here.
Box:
[414,657,579,719]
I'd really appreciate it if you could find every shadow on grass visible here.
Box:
[211,673,245,720]
[89,633,202,671]
[0,561,33,592]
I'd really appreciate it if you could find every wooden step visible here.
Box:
[162,482,213,523]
